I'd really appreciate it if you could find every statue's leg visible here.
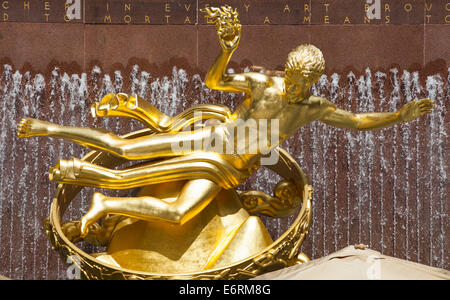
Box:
[17,118,210,160]
[17,118,127,156]
[49,153,234,189]
[80,179,221,236]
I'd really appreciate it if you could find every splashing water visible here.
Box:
[0,64,448,279]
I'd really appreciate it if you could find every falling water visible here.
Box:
[0,65,448,279]
[425,73,447,267]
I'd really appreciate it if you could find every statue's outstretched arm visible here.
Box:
[202,5,250,94]
[320,98,434,130]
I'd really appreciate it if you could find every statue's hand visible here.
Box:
[201,5,241,50]
[398,98,434,122]
[217,21,241,50]
[61,221,83,242]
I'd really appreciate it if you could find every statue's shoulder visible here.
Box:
[244,72,271,84]
[267,75,285,91]
[240,72,275,93]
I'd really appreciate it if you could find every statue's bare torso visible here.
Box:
[231,73,330,146]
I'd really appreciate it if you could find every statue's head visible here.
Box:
[284,44,325,88]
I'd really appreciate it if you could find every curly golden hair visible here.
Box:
[285,44,325,83]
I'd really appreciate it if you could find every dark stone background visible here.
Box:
[0,0,448,279]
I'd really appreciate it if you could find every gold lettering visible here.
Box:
[145,15,150,24]
[2,1,8,9]
[385,4,390,12]
[385,15,390,24]
[324,3,330,12]
[264,16,270,24]
[184,16,191,24]
[365,3,369,12]
[284,4,290,13]
[324,15,330,24]
[425,3,432,11]
[165,14,170,23]
[244,3,250,13]
[446,15,450,23]
[404,3,412,12]
[104,14,111,23]
[24,1,30,10]
[165,3,170,13]
[124,14,131,24]
[185,4,191,12]
[303,15,311,24]
[304,4,310,12]
[125,4,131,12]
[65,2,70,10]
[446,3,450,11]
[3,12,8,21]
[364,16,371,23]
[44,2,50,11]
[44,13,50,22]
[344,16,351,24]
[425,14,431,23]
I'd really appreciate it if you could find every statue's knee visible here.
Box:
[100,133,124,153]
[108,140,128,157]
[116,141,139,158]
[114,146,126,157]
[167,208,183,224]
[167,205,191,225]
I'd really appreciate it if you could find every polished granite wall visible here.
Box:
[0,0,448,279]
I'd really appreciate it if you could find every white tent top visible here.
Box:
[253,245,450,280]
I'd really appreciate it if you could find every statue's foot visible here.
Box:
[17,118,50,138]
[80,192,106,237]
[49,158,83,182]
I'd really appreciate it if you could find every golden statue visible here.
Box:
[17,6,434,279]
